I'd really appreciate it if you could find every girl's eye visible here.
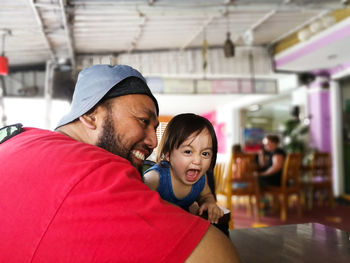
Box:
[202,152,211,158]
[184,150,192,155]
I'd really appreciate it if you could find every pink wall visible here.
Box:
[202,111,226,154]
[308,89,331,153]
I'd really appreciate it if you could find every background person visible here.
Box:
[232,143,243,154]
[143,113,224,224]
[257,134,286,187]
[231,143,244,181]
[0,64,239,262]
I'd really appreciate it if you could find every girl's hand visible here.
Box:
[199,202,224,224]
[188,202,200,215]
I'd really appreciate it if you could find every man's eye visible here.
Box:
[140,118,149,126]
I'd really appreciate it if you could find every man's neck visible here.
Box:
[56,123,96,146]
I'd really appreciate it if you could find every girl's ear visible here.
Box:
[79,111,97,130]
[164,152,170,162]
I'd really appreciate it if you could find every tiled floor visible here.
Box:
[218,195,350,232]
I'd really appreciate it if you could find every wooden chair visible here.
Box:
[261,153,303,222]
[306,152,335,208]
[213,162,227,195]
[215,153,260,228]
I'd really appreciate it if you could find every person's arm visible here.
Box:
[259,154,284,176]
[197,177,224,224]
[143,170,159,191]
[257,149,267,168]
[185,225,240,263]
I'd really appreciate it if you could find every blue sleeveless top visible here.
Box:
[144,161,205,211]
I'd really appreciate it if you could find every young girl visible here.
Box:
[143,113,224,224]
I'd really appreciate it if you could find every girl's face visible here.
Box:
[166,128,213,186]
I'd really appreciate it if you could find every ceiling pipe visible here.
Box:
[58,0,77,74]
[72,2,342,14]
[28,0,57,62]
[128,13,147,53]
[181,16,215,50]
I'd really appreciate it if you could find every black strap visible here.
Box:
[0,123,23,144]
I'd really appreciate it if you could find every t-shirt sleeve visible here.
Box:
[33,159,210,263]
[274,148,286,157]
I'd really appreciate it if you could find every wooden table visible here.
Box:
[230,223,350,263]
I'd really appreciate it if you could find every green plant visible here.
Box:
[282,118,309,154]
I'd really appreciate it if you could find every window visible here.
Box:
[147,116,172,161]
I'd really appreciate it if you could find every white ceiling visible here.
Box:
[274,14,350,73]
[1,0,345,70]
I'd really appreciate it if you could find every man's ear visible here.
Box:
[79,111,97,130]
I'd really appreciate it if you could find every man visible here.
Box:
[0,65,239,262]
[257,134,286,187]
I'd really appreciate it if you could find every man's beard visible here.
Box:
[96,113,143,174]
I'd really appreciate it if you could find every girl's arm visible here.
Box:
[143,170,160,191]
[197,178,216,205]
[197,175,224,224]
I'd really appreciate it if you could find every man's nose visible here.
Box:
[144,127,158,149]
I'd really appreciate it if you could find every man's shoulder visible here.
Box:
[12,126,131,169]
[19,127,72,143]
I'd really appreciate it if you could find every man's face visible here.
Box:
[96,94,159,171]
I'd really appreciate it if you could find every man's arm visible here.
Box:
[257,150,265,167]
[186,225,240,263]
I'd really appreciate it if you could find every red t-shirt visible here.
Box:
[0,128,209,262]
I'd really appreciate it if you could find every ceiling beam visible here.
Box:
[28,0,57,62]
[128,14,148,53]
[181,16,215,50]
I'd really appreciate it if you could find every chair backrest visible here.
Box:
[310,152,332,181]
[222,153,258,195]
[213,162,227,193]
[281,153,302,189]
[230,153,257,181]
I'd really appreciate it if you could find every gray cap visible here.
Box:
[56,64,158,129]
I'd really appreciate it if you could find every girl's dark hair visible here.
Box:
[156,113,218,171]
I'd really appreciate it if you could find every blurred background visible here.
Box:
[1,1,350,223]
